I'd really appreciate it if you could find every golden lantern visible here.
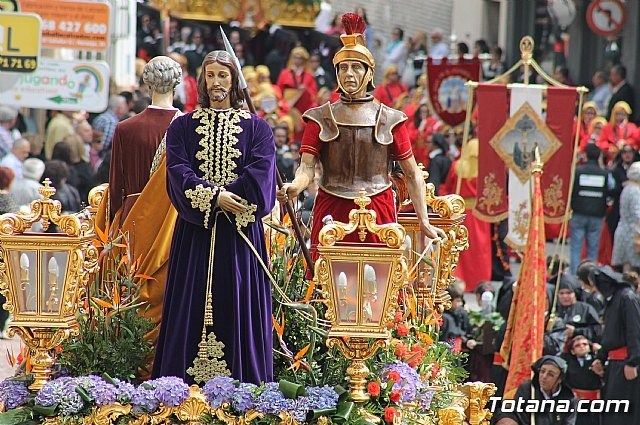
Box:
[0,179,99,390]
[315,191,408,403]
[398,173,469,318]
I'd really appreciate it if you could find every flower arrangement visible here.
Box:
[202,376,339,422]
[57,229,154,381]
[0,375,340,424]
[0,379,30,410]
[360,309,468,422]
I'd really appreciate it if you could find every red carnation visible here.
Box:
[394,344,408,358]
[384,406,398,423]
[387,370,401,383]
[394,310,403,322]
[430,365,440,379]
[389,389,403,403]
[396,323,409,337]
[367,381,381,397]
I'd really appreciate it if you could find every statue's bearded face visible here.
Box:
[205,62,232,103]
[337,60,370,96]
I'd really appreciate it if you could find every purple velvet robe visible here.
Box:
[152,108,276,385]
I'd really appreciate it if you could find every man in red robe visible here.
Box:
[104,56,182,368]
[440,138,491,291]
[276,13,444,272]
[276,47,318,140]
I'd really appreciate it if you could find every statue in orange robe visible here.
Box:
[96,56,183,357]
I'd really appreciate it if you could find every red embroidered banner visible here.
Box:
[501,165,547,398]
[543,88,578,223]
[474,84,509,222]
[426,57,480,127]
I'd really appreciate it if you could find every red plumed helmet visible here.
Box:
[333,13,374,69]
[341,13,366,37]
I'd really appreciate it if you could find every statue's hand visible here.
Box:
[276,183,299,204]
[420,219,447,241]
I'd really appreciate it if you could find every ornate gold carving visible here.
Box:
[425,183,466,219]
[0,179,85,236]
[543,175,565,217]
[327,337,388,403]
[397,211,467,317]
[88,184,108,211]
[185,184,218,229]
[262,0,321,28]
[151,0,318,28]
[9,327,75,391]
[84,403,132,425]
[130,406,175,424]
[439,390,470,425]
[477,173,504,215]
[460,382,497,425]
[318,191,406,248]
[438,405,466,425]
[316,261,335,323]
[216,405,263,424]
[175,386,210,422]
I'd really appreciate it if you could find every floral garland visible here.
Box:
[0,375,341,424]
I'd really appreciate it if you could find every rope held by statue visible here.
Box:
[221,28,314,275]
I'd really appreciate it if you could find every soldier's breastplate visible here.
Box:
[319,125,391,199]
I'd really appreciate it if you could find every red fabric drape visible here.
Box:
[475,84,508,222]
[543,88,578,223]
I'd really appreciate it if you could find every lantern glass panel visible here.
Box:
[331,261,358,324]
[40,251,68,314]
[9,251,38,313]
[415,233,430,291]
[362,262,390,325]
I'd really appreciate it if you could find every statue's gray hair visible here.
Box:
[142,57,182,94]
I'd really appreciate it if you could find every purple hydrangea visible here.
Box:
[0,379,30,410]
[131,383,159,414]
[252,382,295,415]
[380,361,423,402]
[34,377,85,416]
[112,378,135,404]
[148,377,190,407]
[416,389,434,410]
[74,375,118,406]
[291,398,310,422]
[202,376,236,409]
[231,382,257,412]
[304,385,339,410]
[288,386,339,422]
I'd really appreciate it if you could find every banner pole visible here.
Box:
[456,84,476,194]
[547,87,587,328]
